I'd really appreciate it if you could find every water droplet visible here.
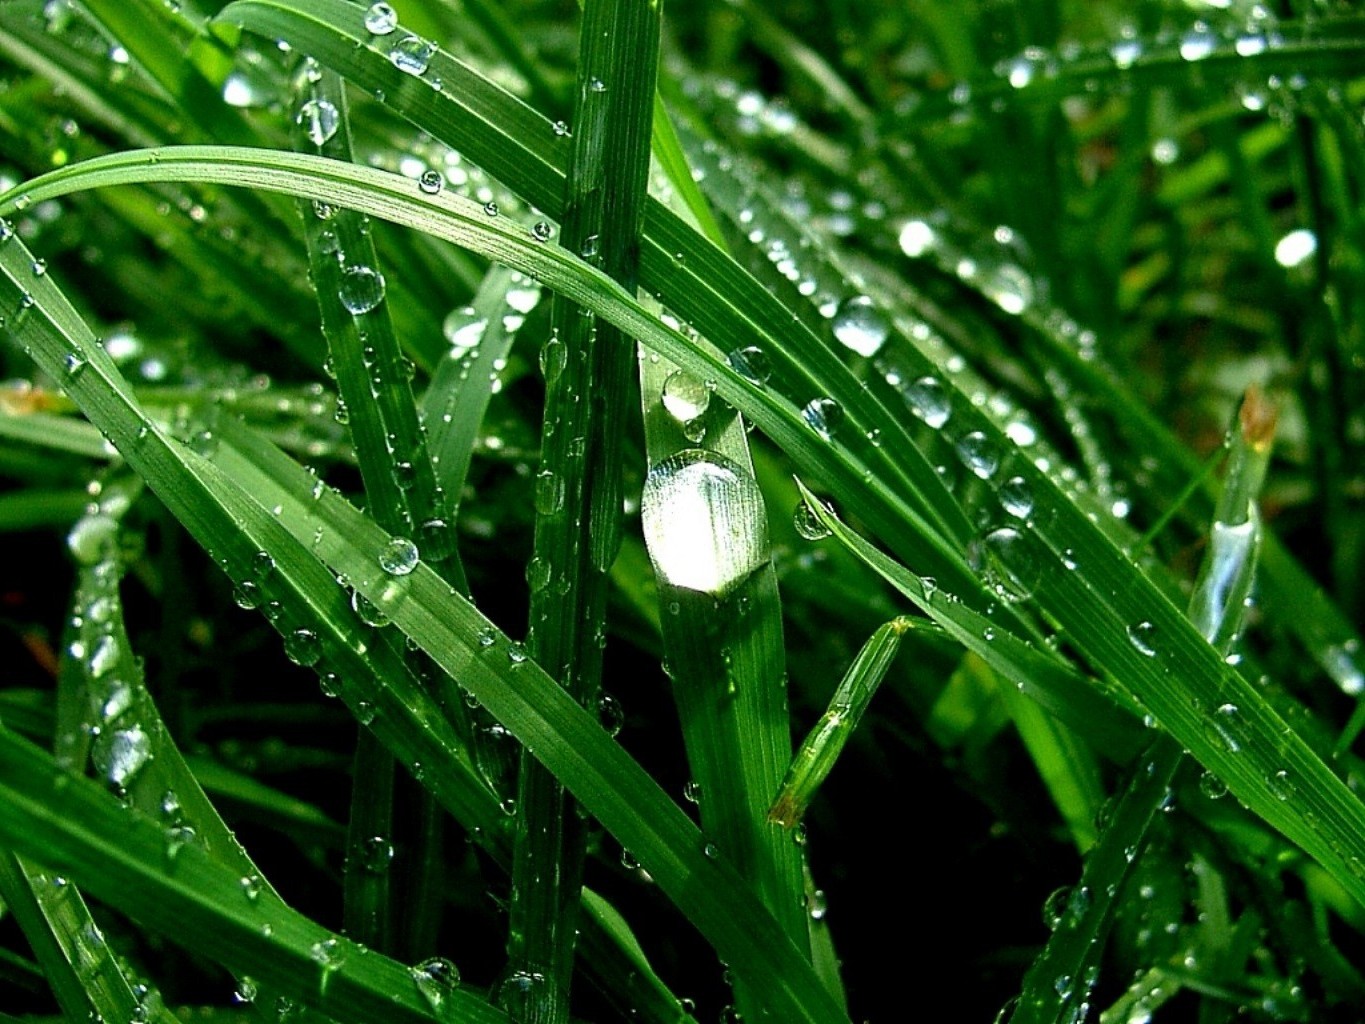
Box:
[661,369,710,423]
[418,169,444,194]
[283,628,322,667]
[982,263,1034,315]
[234,977,258,1005]
[310,937,348,971]
[539,334,566,383]
[598,693,624,737]
[418,518,454,561]
[1198,770,1228,799]
[703,841,720,859]
[1103,31,1143,69]
[363,2,397,34]
[530,221,554,242]
[339,265,386,314]
[1179,25,1216,62]
[727,346,771,386]
[683,780,702,804]
[378,537,419,576]
[973,526,1040,602]
[507,643,528,665]
[552,119,571,137]
[1268,769,1295,801]
[902,376,950,429]
[358,835,395,873]
[534,469,565,515]
[640,450,768,598]
[808,889,828,920]
[62,353,86,380]
[67,514,118,566]
[411,957,461,1013]
[1206,703,1245,753]
[477,629,496,648]
[390,35,435,75]
[352,590,390,627]
[442,307,486,353]
[802,398,843,439]
[296,98,338,146]
[88,634,119,678]
[955,431,1000,479]
[483,201,499,216]
[1274,228,1316,269]
[998,476,1033,519]
[92,727,151,787]
[239,874,262,902]
[898,218,937,257]
[831,295,888,357]
[794,499,832,541]
[1127,621,1158,656]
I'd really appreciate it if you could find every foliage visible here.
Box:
[0,1,1363,1022]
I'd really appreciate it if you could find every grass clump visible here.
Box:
[0,1,1363,1022]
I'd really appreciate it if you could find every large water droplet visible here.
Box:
[363,2,398,34]
[640,450,768,598]
[982,263,1034,315]
[998,476,1033,519]
[378,537,419,576]
[418,169,444,195]
[296,98,338,146]
[902,376,951,429]
[831,295,888,357]
[661,369,710,424]
[339,266,386,314]
[973,526,1040,602]
[68,514,118,566]
[442,307,486,353]
[794,499,833,541]
[390,35,435,75]
[93,727,151,787]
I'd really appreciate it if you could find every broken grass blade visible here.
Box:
[768,618,907,829]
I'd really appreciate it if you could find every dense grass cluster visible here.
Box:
[1,1,1363,1022]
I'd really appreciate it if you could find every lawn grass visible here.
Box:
[0,1,1363,1022]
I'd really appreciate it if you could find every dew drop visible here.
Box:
[902,376,951,429]
[283,628,322,667]
[239,874,262,902]
[898,218,937,258]
[661,369,710,423]
[363,2,398,34]
[67,514,118,566]
[802,398,843,440]
[1127,621,1158,656]
[92,727,151,787]
[998,476,1033,519]
[1274,228,1316,269]
[442,307,487,352]
[296,98,338,146]
[794,499,832,541]
[358,835,395,873]
[418,169,444,195]
[534,469,565,515]
[378,537,419,576]
[339,265,386,314]
[726,346,771,387]
[411,957,461,1013]
[310,937,347,971]
[352,589,390,627]
[955,430,1000,479]
[390,35,435,75]
[640,450,768,598]
[530,221,554,242]
[1110,37,1143,69]
[808,889,828,920]
[1179,25,1216,62]
[539,334,566,383]
[831,295,888,357]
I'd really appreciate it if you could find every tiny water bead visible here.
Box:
[902,376,950,429]
[296,98,338,146]
[661,369,710,424]
[1127,621,1158,656]
[358,835,396,873]
[418,169,444,195]
[411,957,461,1013]
[530,221,554,242]
[378,536,420,576]
[726,345,771,387]
[955,430,1000,479]
[793,499,832,541]
[283,628,322,667]
[831,295,888,357]
[801,397,843,440]
[339,265,386,314]
[363,2,398,34]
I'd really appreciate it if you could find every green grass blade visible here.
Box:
[499,0,661,1014]
[768,618,905,829]
[0,221,851,1024]
[0,728,505,1024]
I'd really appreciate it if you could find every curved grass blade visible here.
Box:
[0,219,849,1024]
[0,728,505,1024]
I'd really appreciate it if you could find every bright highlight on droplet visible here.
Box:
[898,219,937,258]
[640,450,768,598]
[1274,228,1317,269]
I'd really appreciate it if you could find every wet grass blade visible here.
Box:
[499,1,661,1014]
[0,220,850,1024]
